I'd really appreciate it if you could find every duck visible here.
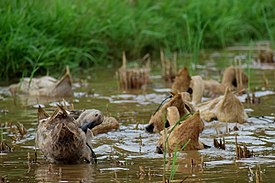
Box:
[196,87,248,123]
[171,66,248,102]
[9,67,73,97]
[156,107,206,154]
[68,108,120,136]
[91,116,119,136]
[171,67,206,105]
[203,66,248,97]
[145,92,195,133]
[171,67,191,94]
[36,105,104,164]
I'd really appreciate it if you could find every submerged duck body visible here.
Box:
[196,88,248,123]
[9,68,73,97]
[203,66,248,97]
[156,108,206,153]
[36,106,103,164]
[145,92,195,133]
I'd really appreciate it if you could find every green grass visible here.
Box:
[0,0,274,82]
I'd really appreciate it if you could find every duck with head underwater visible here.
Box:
[36,105,104,164]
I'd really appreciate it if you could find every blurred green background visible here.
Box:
[0,0,274,82]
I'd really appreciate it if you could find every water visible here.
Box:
[0,61,275,182]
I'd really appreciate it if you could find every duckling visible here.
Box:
[36,105,103,164]
[145,92,195,133]
[156,108,206,154]
[196,87,248,123]
[9,67,73,97]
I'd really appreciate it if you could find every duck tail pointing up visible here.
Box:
[37,105,49,121]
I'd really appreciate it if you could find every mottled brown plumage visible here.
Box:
[171,67,205,105]
[196,88,248,123]
[145,92,194,133]
[204,66,248,97]
[92,117,119,136]
[171,68,191,94]
[36,106,103,164]
[156,109,205,153]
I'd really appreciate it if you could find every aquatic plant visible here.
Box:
[161,112,191,181]
[0,0,274,81]
[213,138,225,150]
[235,135,253,159]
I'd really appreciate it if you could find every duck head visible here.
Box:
[36,106,104,164]
[77,109,104,133]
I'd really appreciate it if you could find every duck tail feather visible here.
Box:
[37,105,49,120]
[52,67,73,97]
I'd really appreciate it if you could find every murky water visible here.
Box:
[0,59,275,182]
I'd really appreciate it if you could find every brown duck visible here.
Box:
[203,66,248,97]
[36,105,104,164]
[196,87,248,123]
[145,92,195,133]
[156,107,207,153]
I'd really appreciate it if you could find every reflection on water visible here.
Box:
[0,64,275,182]
[35,164,96,182]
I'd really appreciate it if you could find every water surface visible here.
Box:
[0,60,275,182]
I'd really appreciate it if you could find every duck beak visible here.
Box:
[80,118,103,133]
[155,146,163,154]
[145,123,154,133]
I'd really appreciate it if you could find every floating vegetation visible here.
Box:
[16,122,28,137]
[117,52,150,90]
[26,150,40,174]
[47,164,62,175]
[262,72,269,88]
[245,90,261,104]
[5,122,28,141]
[235,135,253,159]
[27,150,38,164]
[213,138,225,150]
[136,166,157,180]
[248,165,263,183]
[0,121,28,151]
[0,141,12,153]
[232,58,248,93]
